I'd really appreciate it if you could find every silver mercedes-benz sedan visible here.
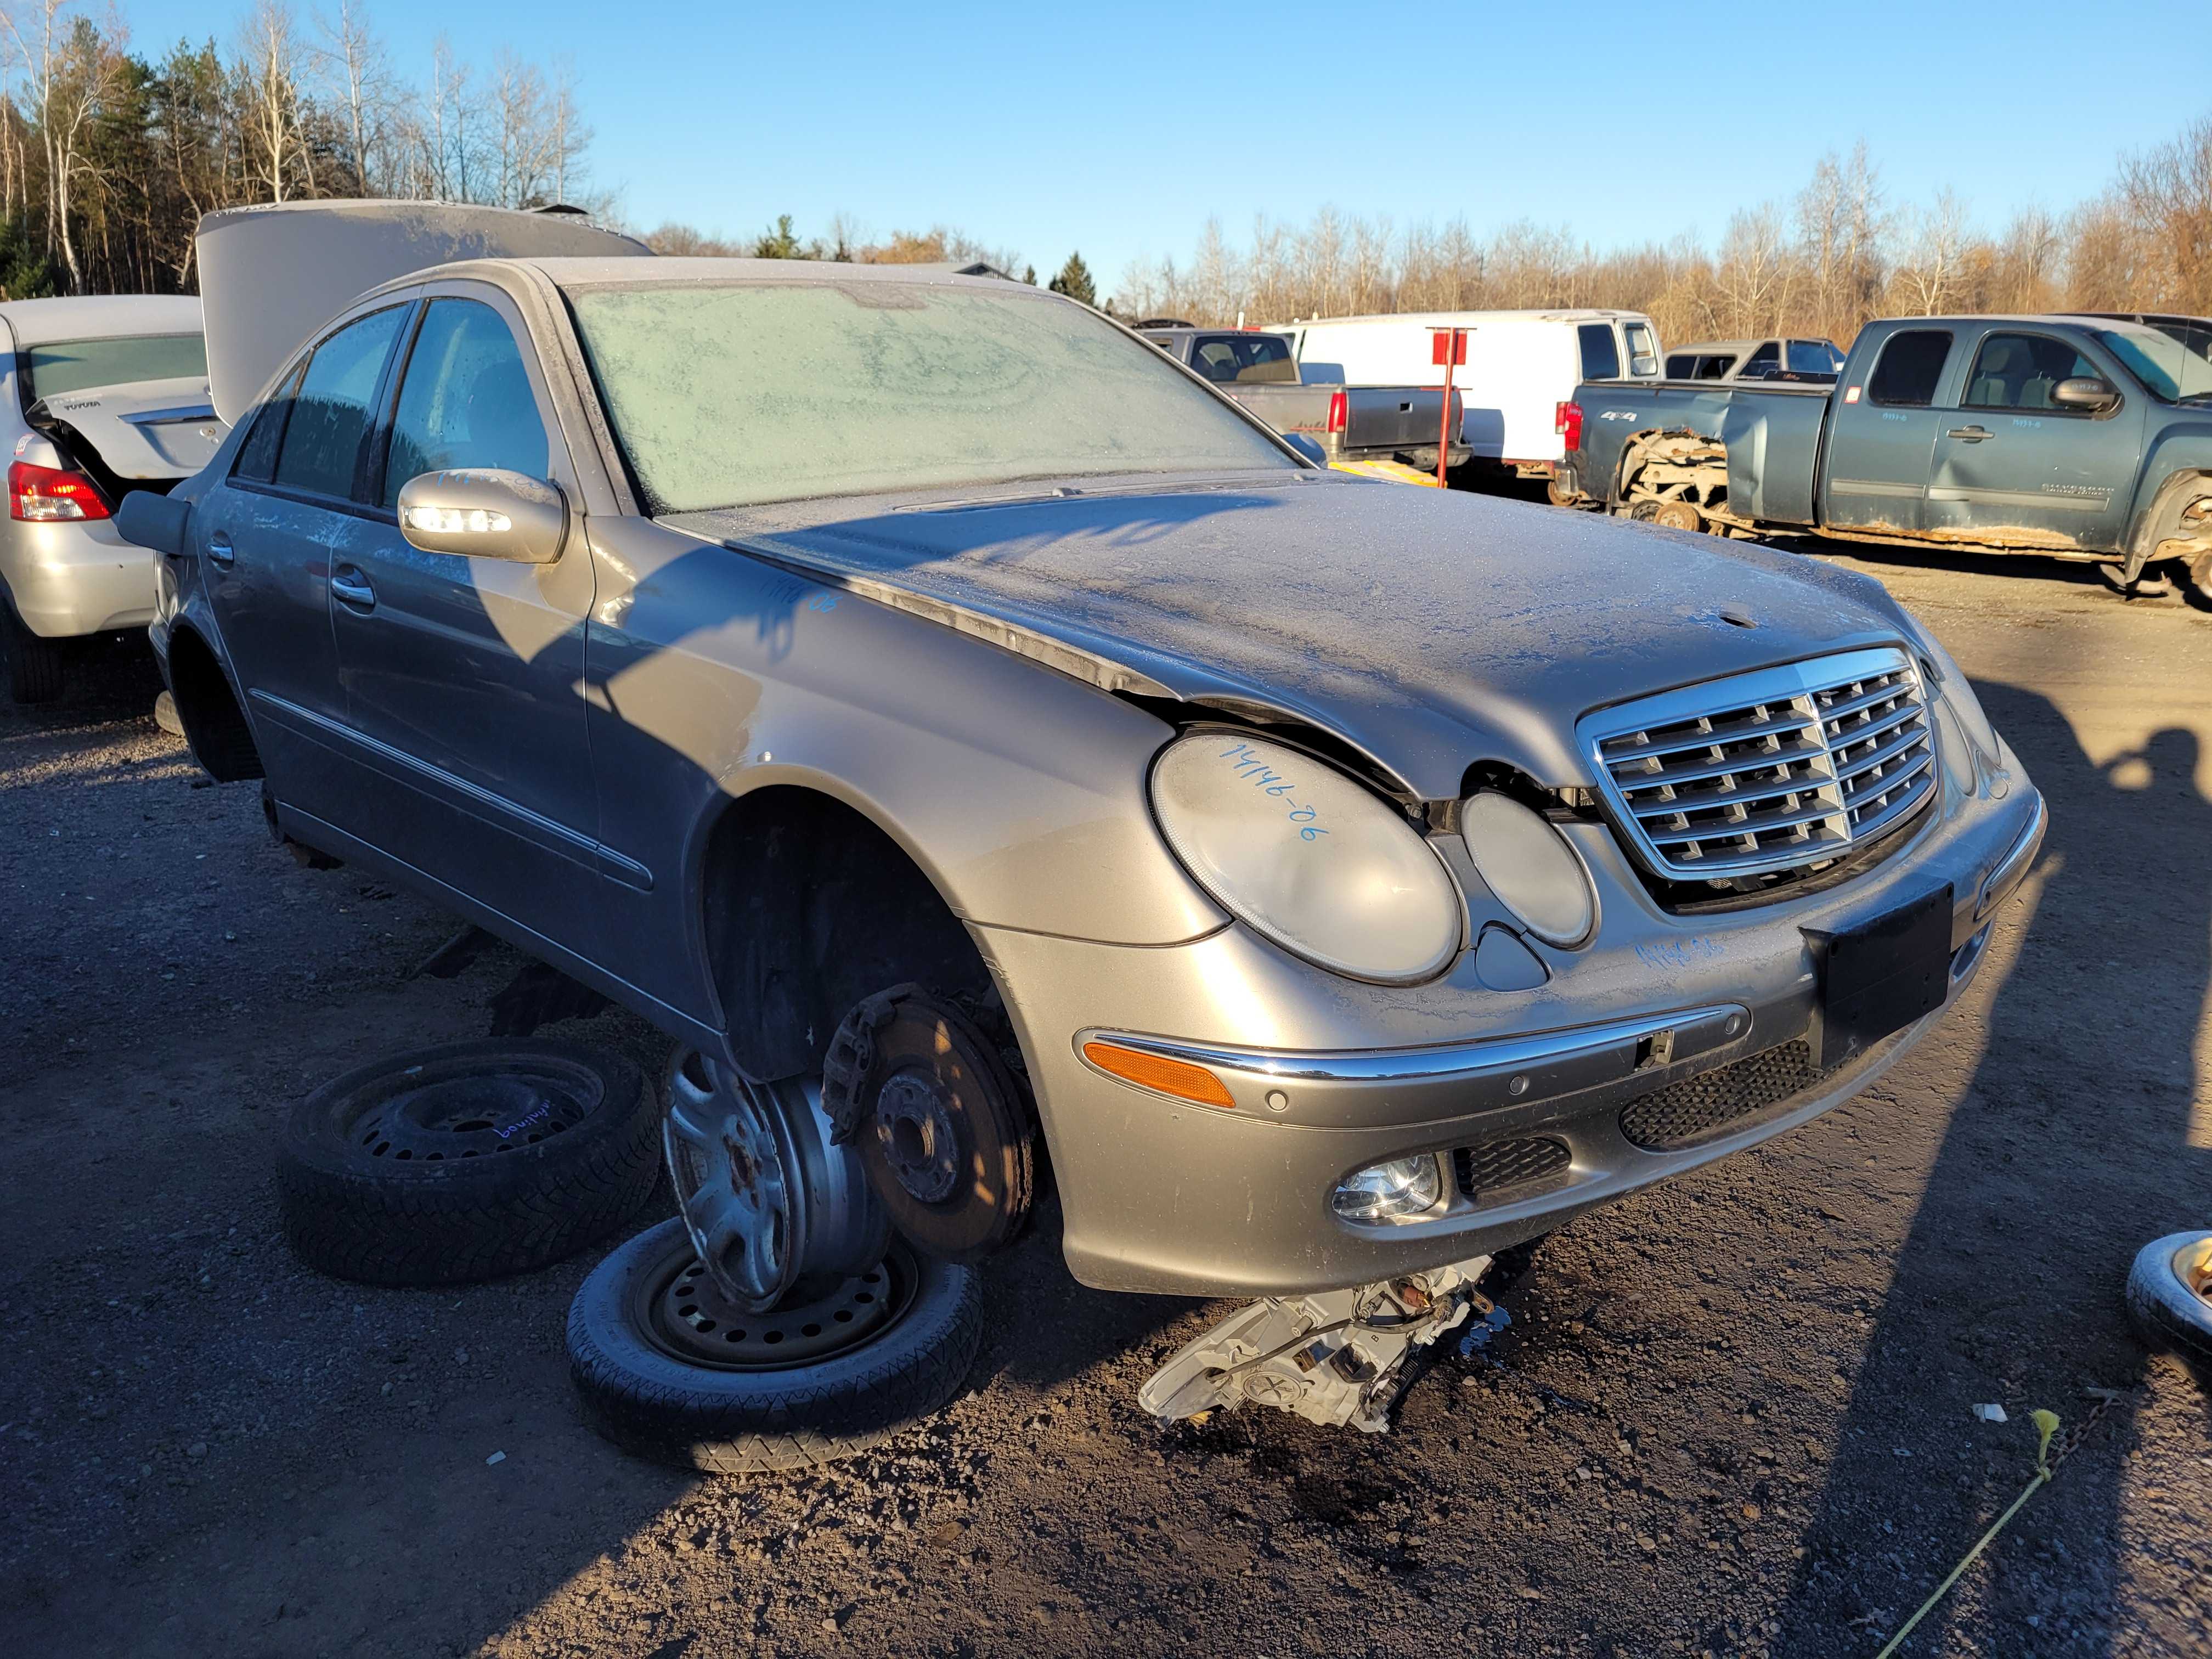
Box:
[137,213,2044,1334]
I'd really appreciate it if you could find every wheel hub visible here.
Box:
[349,1058,602,1162]
[663,1054,889,1314]
[874,1072,962,1204]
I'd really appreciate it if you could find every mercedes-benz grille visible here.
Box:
[1579,647,1937,885]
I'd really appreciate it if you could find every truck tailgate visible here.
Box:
[1342,387,1457,453]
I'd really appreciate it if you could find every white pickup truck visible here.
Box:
[1265,309,1662,498]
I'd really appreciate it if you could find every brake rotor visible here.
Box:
[823,988,1037,1264]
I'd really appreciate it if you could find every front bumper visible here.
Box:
[0,517,155,637]
[981,765,2044,1298]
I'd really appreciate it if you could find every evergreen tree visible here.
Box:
[753,214,804,259]
[1020,263,1036,285]
[1047,252,1095,306]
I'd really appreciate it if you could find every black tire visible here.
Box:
[568,1217,984,1473]
[276,1039,658,1286]
[2125,1231,2212,1369]
[4,604,65,704]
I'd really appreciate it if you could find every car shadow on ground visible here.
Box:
[1770,682,2211,1655]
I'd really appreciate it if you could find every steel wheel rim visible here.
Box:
[633,1237,917,1371]
[665,1054,800,1312]
[662,1053,890,1316]
[341,1054,605,1163]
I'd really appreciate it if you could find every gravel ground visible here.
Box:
[1,547,2207,1659]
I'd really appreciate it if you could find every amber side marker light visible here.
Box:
[1081,1041,1236,1110]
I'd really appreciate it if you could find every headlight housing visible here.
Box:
[1460,791,1595,946]
[1150,732,1462,983]
[1917,636,2000,762]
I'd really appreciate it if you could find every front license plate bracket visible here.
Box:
[1805,884,1954,1070]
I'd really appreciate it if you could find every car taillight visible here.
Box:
[1326,390,1348,435]
[1555,400,1584,452]
[10,460,111,522]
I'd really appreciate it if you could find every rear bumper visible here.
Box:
[0,518,155,637]
[981,775,2043,1298]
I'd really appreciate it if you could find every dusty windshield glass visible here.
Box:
[567,281,1294,512]
[2091,326,2212,402]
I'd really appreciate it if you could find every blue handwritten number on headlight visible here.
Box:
[1218,742,1330,841]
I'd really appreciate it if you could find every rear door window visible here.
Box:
[1577,323,1621,380]
[1788,339,1843,377]
[1961,332,2100,411]
[1738,342,1781,380]
[381,299,551,506]
[272,307,406,500]
[1189,334,1297,385]
[1665,353,1694,377]
[1866,330,1954,408]
[232,360,304,484]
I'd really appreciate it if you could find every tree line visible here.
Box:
[0,0,589,297]
[1115,119,2212,347]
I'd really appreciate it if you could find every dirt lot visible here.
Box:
[2,544,2208,1659]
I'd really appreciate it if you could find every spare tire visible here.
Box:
[276,1039,658,1286]
[2125,1231,2212,1369]
[567,1217,983,1473]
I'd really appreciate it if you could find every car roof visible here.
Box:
[0,294,203,347]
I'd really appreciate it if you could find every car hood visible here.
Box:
[32,376,225,479]
[669,473,1925,799]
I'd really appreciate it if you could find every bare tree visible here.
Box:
[1,0,126,289]
[1888,189,1972,315]
[314,0,388,195]
[2119,112,2212,313]
[237,1,315,203]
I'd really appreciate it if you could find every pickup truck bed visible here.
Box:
[1139,326,1466,471]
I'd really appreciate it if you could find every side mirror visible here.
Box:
[396,469,566,562]
[115,490,190,557]
[2050,376,2119,411]
[1282,432,1329,467]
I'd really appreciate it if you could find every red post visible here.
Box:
[1430,327,1466,488]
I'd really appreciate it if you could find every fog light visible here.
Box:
[1331,1155,1443,1223]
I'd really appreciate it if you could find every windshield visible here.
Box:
[21,333,207,404]
[2091,325,2212,402]
[566,281,1294,512]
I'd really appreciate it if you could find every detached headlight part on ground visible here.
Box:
[1459,790,1595,946]
[1150,732,1461,983]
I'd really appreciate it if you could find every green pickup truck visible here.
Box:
[1560,313,2212,600]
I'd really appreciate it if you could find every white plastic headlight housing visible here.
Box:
[1150,733,1462,983]
[1459,791,1595,946]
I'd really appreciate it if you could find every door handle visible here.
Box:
[1946,426,1994,442]
[205,531,235,568]
[330,567,376,611]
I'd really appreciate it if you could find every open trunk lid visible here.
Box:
[196,200,653,424]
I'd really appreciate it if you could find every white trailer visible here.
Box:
[1265,309,1662,488]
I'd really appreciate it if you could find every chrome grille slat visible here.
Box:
[1579,647,1940,888]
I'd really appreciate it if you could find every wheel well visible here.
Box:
[166,625,263,782]
[699,787,1000,1082]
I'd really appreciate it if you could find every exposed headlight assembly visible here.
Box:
[1460,791,1595,946]
[1149,733,1462,983]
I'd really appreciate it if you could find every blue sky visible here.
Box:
[126,0,2203,295]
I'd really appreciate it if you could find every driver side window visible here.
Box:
[381,299,550,507]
